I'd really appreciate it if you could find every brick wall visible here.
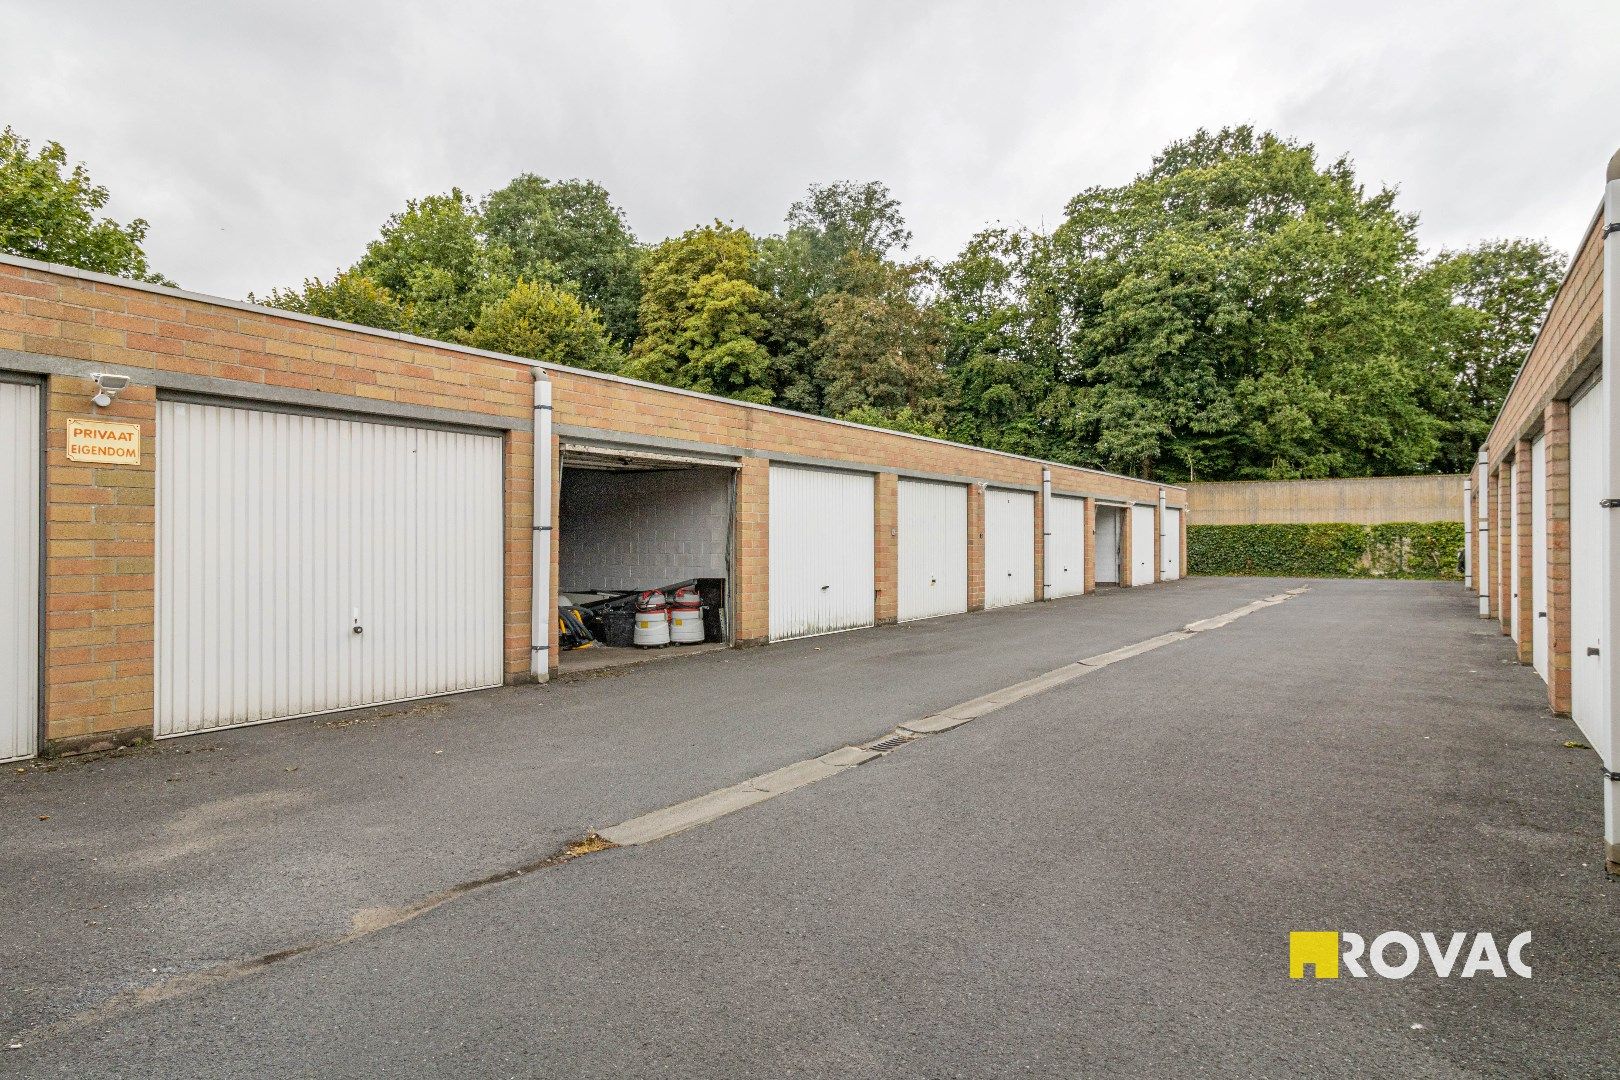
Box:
[1,257,1181,749]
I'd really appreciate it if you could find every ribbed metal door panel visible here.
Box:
[156,400,504,737]
[1,382,39,761]
[1510,468,1520,641]
[768,465,875,640]
[1569,385,1605,759]
[1046,495,1085,599]
[1161,508,1182,581]
[1129,504,1156,586]
[1531,434,1548,681]
[897,479,967,622]
[984,489,1035,609]
[1094,507,1121,584]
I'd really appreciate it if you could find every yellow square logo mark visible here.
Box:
[1290,931,1340,979]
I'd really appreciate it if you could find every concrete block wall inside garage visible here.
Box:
[0,254,1183,758]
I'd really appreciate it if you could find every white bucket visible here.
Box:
[670,606,705,644]
[633,609,671,648]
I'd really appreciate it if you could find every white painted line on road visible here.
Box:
[600,589,1305,846]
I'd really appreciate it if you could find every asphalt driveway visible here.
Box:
[6,579,1617,1077]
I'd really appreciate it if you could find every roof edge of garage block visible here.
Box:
[0,252,1185,497]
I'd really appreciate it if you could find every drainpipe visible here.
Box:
[1601,148,1620,874]
[1477,448,1490,618]
[1462,477,1473,590]
[1158,486,1167,581]
[532,375,553,682]
[1041,468,1052,599]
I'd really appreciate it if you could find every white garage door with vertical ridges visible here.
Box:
[1569,384,1605,760]
[984,488,1035,609]
[768,464,874,640]
[897,479,968,622]
[1,381,39,762]
[1130,504,1156,586]
[1531,434,1548,682]
[1046,495,1085,599]
[157,400,505,737]
[1161,508,1182,581]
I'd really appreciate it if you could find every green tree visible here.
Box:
[624,222,774,404]
[0,126,171,283]
[352,188,514,342]
[481,175,642,346]
[1044,126,1441,480]
[1416,239,1564,472]
[261,269,404,330]
[466,280,620,371]
[813,253,946,421]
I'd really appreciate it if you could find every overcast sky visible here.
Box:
[6,1,1616,299]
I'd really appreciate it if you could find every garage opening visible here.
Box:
[557,442,738,673]
[1094,504,1124,585]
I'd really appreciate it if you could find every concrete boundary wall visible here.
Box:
[0,256,1184,756]
[1188,475,1465,525]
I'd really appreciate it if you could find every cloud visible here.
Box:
[5,0,1615,297]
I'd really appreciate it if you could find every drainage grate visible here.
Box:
[864,733,915,753]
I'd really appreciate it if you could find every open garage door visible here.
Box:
[985,488,1035,609]
[1569,383,1606,759]
[1531,434,1548,681]
[897,478,967,622]
[1161,507,1183,581]
[156,399,504,737]
[768,464,874,639]
[1,380,39,761]
[1047,494,1085,599]
[1129,504,1156,586]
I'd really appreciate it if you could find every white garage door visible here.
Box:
[1531,434,1548,681]
[1094,506,1122,584]
[1510,466,1520,642]
[1130,504,1156,586]
[1161,507,1183,581]
[897,479,967,622]
[1569,384,1606,759]
[156,400,505,737]
[1,381,39,762]
[1047,494,1085,599]
[768,464,874,639]
[984,488,1036,609]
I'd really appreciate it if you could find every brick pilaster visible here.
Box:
[43,374,156,747]
[874,473,898,624]
[1496,465,1511,631]
[967,484,985,612]
[733,457,770,643]
[1543,401,1572,715]
[1120,506,1135,587]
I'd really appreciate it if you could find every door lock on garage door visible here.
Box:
[352,607,364,636]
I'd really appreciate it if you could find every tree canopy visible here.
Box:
[245,128,1564,480]
[0,126,171,283]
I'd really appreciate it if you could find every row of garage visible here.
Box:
[1469,154,1617,874]
[0,254,1186,761]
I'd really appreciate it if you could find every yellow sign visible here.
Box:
[66,418,142,465]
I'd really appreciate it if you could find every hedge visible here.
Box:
[1187,521,1465,579]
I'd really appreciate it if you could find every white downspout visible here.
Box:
[1041,468,1052,599]
[532,375,553,682]
[1600,148,1620,874]
[1463,478,1473,591]
[1158,486,1167,582]
[1477,448,1490,618]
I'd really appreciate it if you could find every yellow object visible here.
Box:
[1289,931,1339,979]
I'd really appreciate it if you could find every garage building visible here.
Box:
[0,253,1185,760]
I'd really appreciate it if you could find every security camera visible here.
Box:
[92,372,130,408]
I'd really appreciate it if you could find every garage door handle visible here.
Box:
[820,584,830,591]
[1588,646,1600,657]
[1538,611,1547,618]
